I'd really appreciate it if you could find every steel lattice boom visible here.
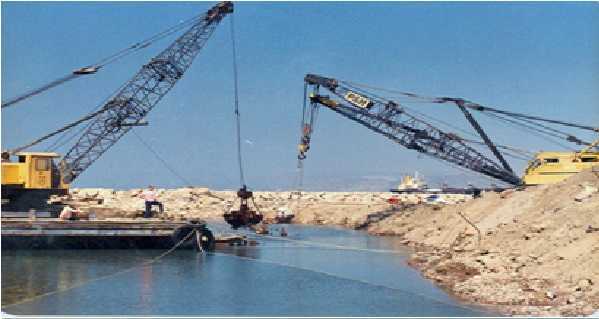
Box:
[299,74,522,185]
[60,2,233,183]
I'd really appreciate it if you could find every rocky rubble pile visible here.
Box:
[63,188,394,226]
[367,169,599,316]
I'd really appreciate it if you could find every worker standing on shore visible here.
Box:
[139,185,164,218]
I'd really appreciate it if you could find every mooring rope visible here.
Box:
[3,229,197,309]
[5,231,488,315]
[251,233,403,255]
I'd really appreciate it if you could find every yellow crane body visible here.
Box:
[2,152,68,189]
[1,152,69,214]
[522,151,599,185]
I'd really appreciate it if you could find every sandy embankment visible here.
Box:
[365,169,599,316]
[66,169,598,316]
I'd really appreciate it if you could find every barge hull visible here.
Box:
[2,235,183,250]
[1,218,212,250]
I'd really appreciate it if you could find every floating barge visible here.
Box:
[1,217,246,250]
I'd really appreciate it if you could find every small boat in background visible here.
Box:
[274,206,294,224]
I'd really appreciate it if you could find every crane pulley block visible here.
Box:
[305,74,339,90]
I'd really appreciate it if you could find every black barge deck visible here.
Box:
[0,217,244,250]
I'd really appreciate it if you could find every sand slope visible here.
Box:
[367,169,599,316]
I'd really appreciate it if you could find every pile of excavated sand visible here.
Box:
[367,169,599,316]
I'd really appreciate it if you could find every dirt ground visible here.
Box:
[66,169,599,316]
[366,169,599,316]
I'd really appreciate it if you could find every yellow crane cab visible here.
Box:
[522,150,599,185]
[1,152,69,214]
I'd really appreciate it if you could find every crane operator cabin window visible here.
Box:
[35,158,50,171]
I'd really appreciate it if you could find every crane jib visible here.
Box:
[59,2,233,184]
[300,74,524,186]
[299,74,597,186]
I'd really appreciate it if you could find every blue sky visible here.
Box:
[2,2,598,190]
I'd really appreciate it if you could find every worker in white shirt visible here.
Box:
[138,185,164,218]
[59,205,82,220]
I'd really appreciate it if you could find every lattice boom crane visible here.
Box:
[298,74,598,186]
[2,2,233,214]
[60,1,233,183]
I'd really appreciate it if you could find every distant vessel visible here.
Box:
[274,206,295,224]
[390,172,487,196]
[395,172,427,192]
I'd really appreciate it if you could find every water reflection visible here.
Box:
[2,225,495,316]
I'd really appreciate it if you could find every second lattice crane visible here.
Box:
[297,74,598,186]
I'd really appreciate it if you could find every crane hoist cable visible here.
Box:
[131,130,193,186]
[479,109,589,144]
[343,80,597,132]
[45,121,90,152]
[44,80,132,152]
[342,80,580,157]
[292,82,316,215]
[93,14,205,68]
[1,74,81,109]
[1,12,205,109]
[458,139,532,161]
[7,104,117,156]
[5,1,235,186]
[343,80,597,148]
[344,78,597,132]
[230,14,245,189]
[343,81,535,162]
[400,105,536,159]
[58,2,234,185]
[10,79,132,154]
[480,111,577,151]
[300,74,599,186]
[222,12,264,229]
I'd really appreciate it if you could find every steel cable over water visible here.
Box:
[251,233,402,254]
[6,235,485,315]
[207,250,488,314]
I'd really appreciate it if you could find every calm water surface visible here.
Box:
[2,224,495,316]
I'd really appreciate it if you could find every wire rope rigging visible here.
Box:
[1,11,209,109]
[222,14,263,229]
[295,74,599,188]
[1,2,236,215]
